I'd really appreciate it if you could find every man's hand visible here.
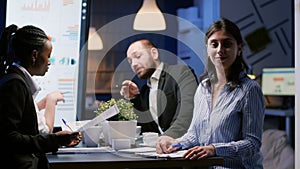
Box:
[120,80,139,99]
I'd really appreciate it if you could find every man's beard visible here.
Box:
[138,68,155,79]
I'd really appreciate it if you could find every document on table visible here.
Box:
[136,150,188,158]
[56,146,115,154]
[76,104,119,132]
[118,147,157,153]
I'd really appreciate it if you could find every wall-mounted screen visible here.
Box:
[261,67,295,96]
[5,0,88,127]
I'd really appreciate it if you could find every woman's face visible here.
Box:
[206,29,241,72]
[31,40,52,76]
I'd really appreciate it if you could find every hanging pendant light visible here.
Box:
[88,27,103,50]
[133,0,166,31]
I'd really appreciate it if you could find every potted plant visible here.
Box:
[94,98,138,121]
[94,98,138,145]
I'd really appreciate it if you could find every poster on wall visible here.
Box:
[6,0,85,127]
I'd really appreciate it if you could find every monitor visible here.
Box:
[261,67,295,96]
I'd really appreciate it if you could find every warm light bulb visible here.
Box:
[133,0,166,31]
[88,27,103,50]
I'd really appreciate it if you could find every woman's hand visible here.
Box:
[47,91,65,104]
[55,131,82,147]
[66,132,82,147]
[37,91,65,110]
[183,145,216,160]
[156,135,178,154]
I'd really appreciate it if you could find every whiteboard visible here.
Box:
[5,0,87,127]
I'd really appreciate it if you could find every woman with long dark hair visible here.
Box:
[156,18,265,169]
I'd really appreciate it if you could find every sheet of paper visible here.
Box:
[61,120,90,131]
[56,146,115,153]
[118,147,156,153]
[136,150,188,158]
[76,104,119,132]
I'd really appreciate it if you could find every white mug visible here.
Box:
[142,132,158,147]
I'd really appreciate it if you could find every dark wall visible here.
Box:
[89,0,194,58]
[0,0,6,34]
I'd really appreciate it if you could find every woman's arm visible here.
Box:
[36,91,65,133]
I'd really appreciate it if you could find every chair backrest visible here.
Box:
[261,129,295,169]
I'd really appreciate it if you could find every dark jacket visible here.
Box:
[0,66,60,169]
[131,63,198,138]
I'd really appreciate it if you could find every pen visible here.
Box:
[62,118,73,131]
[171,143,183,149]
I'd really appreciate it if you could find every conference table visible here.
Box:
[47,149,224,169]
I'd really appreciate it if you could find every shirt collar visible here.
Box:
[201,72,247,90]
[147,62,164,87]
[152,62,163,80]
[12,62,41,98]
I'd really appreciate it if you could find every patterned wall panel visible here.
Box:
[220,0,293,76]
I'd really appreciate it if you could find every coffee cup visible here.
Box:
[142,132,158,147]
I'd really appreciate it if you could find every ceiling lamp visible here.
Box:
[88,27,103,50]
[133,0,166,31]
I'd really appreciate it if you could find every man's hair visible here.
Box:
[139,39,158,49]
[130,39,158,49]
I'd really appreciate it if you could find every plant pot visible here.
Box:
[102,120,137,145]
